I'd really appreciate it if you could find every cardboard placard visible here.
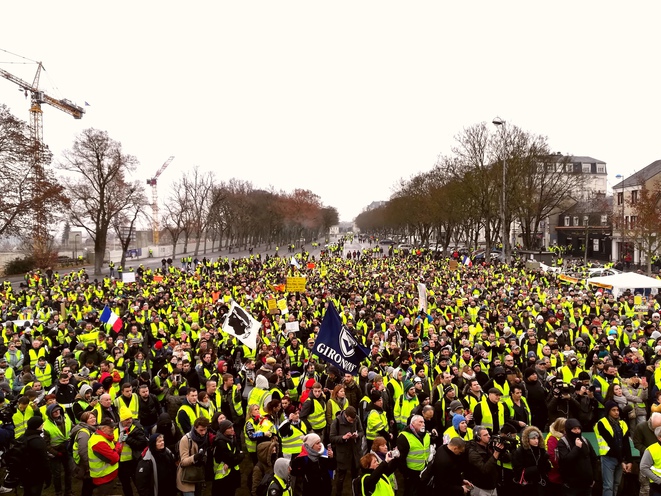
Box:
[286,277,307,292]
[267,298,279,315]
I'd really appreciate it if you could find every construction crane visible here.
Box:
[147,156,174,245]
[0,56,85,260]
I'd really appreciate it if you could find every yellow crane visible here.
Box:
[0,54,84,259]
[147,156,174,245]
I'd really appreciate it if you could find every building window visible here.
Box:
[632,190,639,204]
[582,163,591,173]
[573,216,579,226]
[597,163,606,173]
[564,216,570,226]
[625,216,629,228]
[617,192,624,205]
[630,215,637,228]
[583,215,589,226]
[601,214,608,225]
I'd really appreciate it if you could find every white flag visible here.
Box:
[290,256,301,269]
[222,301,261,349]
[418,283,428,312]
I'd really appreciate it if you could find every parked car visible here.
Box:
[398,243,413,250]
[56,255,75,265]
[379,239,396,246]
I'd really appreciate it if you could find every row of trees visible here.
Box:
[0,107,338,275]
[356,122,587,255]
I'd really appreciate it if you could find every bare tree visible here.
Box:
[59,128,141,275]
[112,188,149,269]
[180,167,215,256]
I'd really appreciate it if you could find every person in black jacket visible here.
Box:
[21,416,52,496]
[211,420,244,496]
[556,418,598,496]
[137,384,161,433]
[511,426,551,496]
[422,437,470,496]
[356,451,397,495]
[465,426,504,494]
[135,433,177,496]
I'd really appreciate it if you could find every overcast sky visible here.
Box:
[1,2,659,222]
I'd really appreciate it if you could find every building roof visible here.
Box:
[613,159,661,189]
[569,156,606,164]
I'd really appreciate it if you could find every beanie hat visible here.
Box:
[404,380,414,392]
[449,400,464,412]
[523,368,537,379]
[217,419,233,434]
[500,423,518,435]
[452,414,466,431]
[303,433,321,447]
[443,385,454,395]
[154,340,163,350]
[605,400,619,412]
[266,357,277,365]
[369,391,383,403]
[27,417,43,430]
[90,382,103,395]
[119,406,132,422]
[577,371,591,381]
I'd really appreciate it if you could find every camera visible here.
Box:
[0,400,17,423]
[388,448,400,458]
[489,434,518,452]
[551,378,575,398]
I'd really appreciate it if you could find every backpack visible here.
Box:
[4,434,36,479]
[256,472,276,496]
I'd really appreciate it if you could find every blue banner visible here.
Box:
[312,302,369,375]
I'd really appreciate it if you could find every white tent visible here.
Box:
[586,272,661,297]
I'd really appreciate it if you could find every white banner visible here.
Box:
[418,283,428,312]
[285,321,300,333]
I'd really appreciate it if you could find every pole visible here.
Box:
[502,147,507,264]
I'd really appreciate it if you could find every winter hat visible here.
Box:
[523,368,537,379]
[404,380,414,392]
[274,458,290,480]
[154,340,163,350]
[266,357,277,365]
[217,420,234,434]
[119,406,132,422]
[605,400,619,412]
[79,384,92,397]
[452,414,466,431]
[577,372,591,381]
[27,417,43,430]
[370,391,383,403]
[500,423,518,435]
[449,400,464,412]
[443,385,454,395]
[302,433,321,447]
[91,382,104,395]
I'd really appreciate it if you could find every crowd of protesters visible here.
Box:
[1,240,661,496]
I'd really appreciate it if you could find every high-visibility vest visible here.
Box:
[34,363,52,388]
[504,397,531,426]
[479,397,505,433]
[560,365,583,384]
[73,426,93,465]
[88,433,118,480]
[113,425,136,461]
[647,443,661,482]
[359,473,395,496]
[271,475,292,496]
[225,385,244,418]
[12,407,34,439]
[394,396,419,427]
[28,348,46,368]
[244,417,259,453]
[213,442,239,479]
[114,393,139,420]
[595,417,628,456]
[594,375,620,409]
[43,416,72,446]
[329,398,348,420]
[248,387,269,415]
[176,403,200,434]
[400,431,430,472]
[389,380,403,401]
[442,425,474,444]
[366,409,388,440]
[281,422,308,455]
[304,398,326,430]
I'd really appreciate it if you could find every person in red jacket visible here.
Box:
[88,418,124,492]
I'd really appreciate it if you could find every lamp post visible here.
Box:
[493,117,508,264]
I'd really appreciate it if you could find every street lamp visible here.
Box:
[493,117,508,264]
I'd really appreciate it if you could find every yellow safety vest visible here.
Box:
[281,423,308,455]
[114,424,137,461]
[443,425,474,443]
[595,417,628,456]
[244,417,259,453]
[88,433,117,480]
[12,407,34,439]
[73,426,93,465]
[305,398,326,430]
[400,430,430,472]
[479,397,505,433]
[43,416,72,446]
[647,443,661,483]
[366,409,388,441]
[176,403,200,434]
[114,394,139,420]
[504,397,531,426]
[359,473,394,496]
[248,387,269,415]
[329,398,348,420]
[213,442,239,479]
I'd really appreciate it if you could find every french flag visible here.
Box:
[100,306,123,332]
[462,255,473,267]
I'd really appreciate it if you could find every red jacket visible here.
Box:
[91,430,123,486]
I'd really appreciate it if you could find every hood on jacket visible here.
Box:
[256,437,278,467]
[390,367,401,381]
[46,402,64,420]
[79,384,92,398]
[549,421,564,439]
[156,412,172,428]
[274,458,289,479]
[520,425,544,449]
[255,374,269,390]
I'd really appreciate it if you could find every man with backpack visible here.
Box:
[17,416,51,496]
